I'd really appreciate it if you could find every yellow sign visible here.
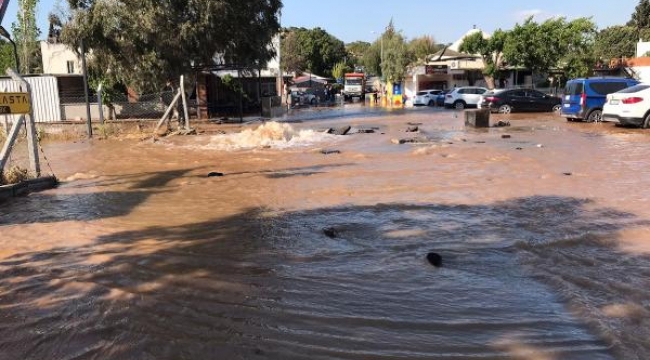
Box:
[0,92,30,115]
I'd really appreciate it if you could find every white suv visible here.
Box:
[603,84,650,127]
[413,89,442,106]
[444,86,488,110]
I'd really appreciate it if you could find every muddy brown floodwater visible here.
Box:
[1,108,650,360]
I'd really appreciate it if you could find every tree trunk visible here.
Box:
[484,75,496,90]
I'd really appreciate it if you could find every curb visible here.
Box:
[0,176,59,202]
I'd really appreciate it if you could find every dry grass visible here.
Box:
[1,166,30,185]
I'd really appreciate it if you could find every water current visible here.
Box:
[1,107,650,359]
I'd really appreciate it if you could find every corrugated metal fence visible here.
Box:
[0,76,62,123]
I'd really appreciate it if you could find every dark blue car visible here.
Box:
[561,77,639,122]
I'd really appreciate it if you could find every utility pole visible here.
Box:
[276,11,284,109]
[80,39,92,138]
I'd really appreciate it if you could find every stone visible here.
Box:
[357,129,376,134]
[208,172,224,177]
[327,126,352,136]
[321,150,341,155]
[406,126,419,133]
[501,134,511,139]
[323,228,337,238]
[563,172,572,176]
[426,252,442,267]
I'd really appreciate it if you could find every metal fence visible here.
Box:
[59,91,175,122]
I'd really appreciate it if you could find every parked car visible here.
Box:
[290,91,317,106]
[561,77,639,122]
[413,89,443,106]
[444,86,488,109]
[479,89,562,113]
[602,83,650,127]
[436,90,451,106]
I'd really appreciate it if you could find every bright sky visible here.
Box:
[0,0,641,44]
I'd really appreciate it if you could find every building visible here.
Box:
[404,28,487,101]
[40,40,82,75]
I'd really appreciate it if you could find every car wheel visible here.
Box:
[454,101,466,110]
[586,109,602,122]
[428,100,434,107]
[643,113,650,129]
[310,98,316,105]
[498,104,512,114]
[552,104,562,113]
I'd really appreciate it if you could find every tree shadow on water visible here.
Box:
[0,196,648,359]
[0,168,198,226]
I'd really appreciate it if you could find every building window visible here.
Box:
[66,61,75,74]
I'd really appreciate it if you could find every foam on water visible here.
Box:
[201,122,337,151]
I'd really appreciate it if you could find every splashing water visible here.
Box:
[203,122,336,151]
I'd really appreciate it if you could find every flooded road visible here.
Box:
[1,107,650,359]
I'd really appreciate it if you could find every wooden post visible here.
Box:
[154,89,182,134]
[97,83,105,124]
[180,75,190,130]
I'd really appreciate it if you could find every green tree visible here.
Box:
[331,61,350,81]
[596,26,650,61]
[12,0,41,74]
[280,27,347,77]
[362,41,381,76]
[380,21,410,83]
[558,17,598,78]
[61,0,281,93]
[459,29,508,89]
[628,0,650,29]
[0,40,17,73]
[504,17,596,83]
[408,35,440,64]
[281,30,306,74]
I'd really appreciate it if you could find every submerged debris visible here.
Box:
[323,227,338,238]
[501,134,511,139]
[494,120,511,127]
[207,172,225,177]
[406,126,419,133]
[357,129,376,134]
[391,137,430,145]
[426,252,442,267]
[321,150,341,155]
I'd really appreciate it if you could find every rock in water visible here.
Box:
[501,134,511,139]
[426,252,442,267]
[406,126,419,133]
[208,172,224,177]
[328,126,352,136]
[323,228,338,238]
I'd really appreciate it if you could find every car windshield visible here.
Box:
[346,78,363,85]
[416,91,427,96]
[616,84,650,93]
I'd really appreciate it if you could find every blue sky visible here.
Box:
[0,0,641,43]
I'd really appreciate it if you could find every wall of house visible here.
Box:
[637,40,650,58]
[41,41,82,75]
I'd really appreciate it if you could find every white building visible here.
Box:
[637,39,650,58]
[40,40,82,75]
